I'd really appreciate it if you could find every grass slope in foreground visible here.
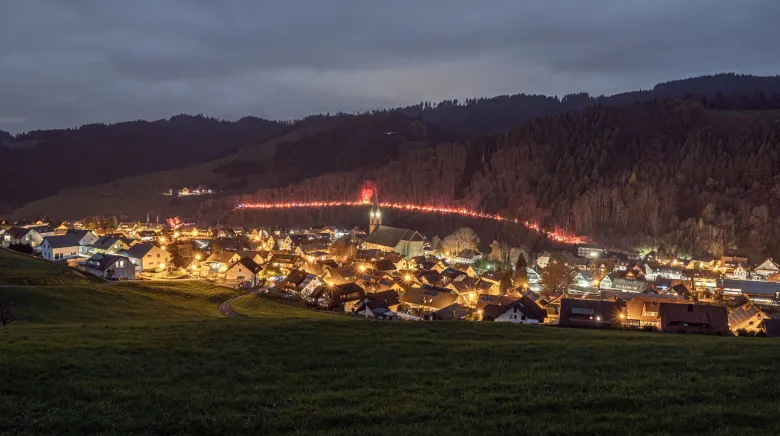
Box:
[0,248,102,286]
[1,291,780,435]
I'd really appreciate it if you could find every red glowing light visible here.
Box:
[235,198,587,245]
[359,181,375,203]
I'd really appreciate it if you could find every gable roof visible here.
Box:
[373,259,397,272]
[92,236,122,250]
[65,229,93,239]
[431,303,471,320]
[83,253,128,271]
[400,286,457,309]
[364,225,423,248]
[230,257,262,274]
[728,303,767,327]
[206,250,239,264]
[43,235,82,249]
[659,303,728,328]
[127,243,157,258]
[279,269,309,288]
[7,227,34,239]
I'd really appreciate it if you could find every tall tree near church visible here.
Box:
[513,254,529,287]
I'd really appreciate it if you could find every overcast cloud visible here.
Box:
[1,0,779,133]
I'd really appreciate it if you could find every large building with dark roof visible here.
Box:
[362,193,424,258]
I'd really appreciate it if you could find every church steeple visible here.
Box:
[369,191,382,234]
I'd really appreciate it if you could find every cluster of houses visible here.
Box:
[4,197,780,336]
[162,186,215,197]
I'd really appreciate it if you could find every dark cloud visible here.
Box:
[1,0,779,132]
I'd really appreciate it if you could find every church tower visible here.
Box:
[369,191,382,234]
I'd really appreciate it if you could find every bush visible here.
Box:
[641,325,658,332]
[9,243,34,254]
[735,328,751,337]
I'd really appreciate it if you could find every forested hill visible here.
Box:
[397,73,780,136]
[0,130,11,143]
[0,115,287,210]
[233,94,780,260]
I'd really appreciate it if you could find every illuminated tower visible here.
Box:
[369,191,382,234]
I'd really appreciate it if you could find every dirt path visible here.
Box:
[218,292,257,318]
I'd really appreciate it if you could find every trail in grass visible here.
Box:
[218,292,256,318]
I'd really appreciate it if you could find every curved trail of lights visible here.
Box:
[236,200,586,244]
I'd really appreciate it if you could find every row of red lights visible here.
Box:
[236,200,586,244]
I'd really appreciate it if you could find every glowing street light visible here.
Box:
[359,265,367,273]
[195,254,201,261]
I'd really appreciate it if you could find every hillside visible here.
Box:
[8,73,780,219]
[10,113,455,220]
[1,250,779,434]
[398,73,780,135]
[1,296,779,434]
[234,95,780,260]
[0,115,288,211]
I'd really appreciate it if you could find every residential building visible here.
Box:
[481,299,544,324]
[82,254,136,280]
[577,244,606,258]
[225,257,262,286]
[0,229,10,248]
[119,244,172,271]
[40,235,82,261]
[400,286,458,313]
[721,279,780,306]
[728,303,770,334]
[317,283,366,311]
[754,258,780,278]
[658,303,728,334]
[455,249,481,264]
[65,229,99,246]
[558,299,625,328]
[89,236,130,255]
[6,227,44,247]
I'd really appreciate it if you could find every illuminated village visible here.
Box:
[2,190,779,337]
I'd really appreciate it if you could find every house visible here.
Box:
[323,267,360,285]
[278,269,323,296]
[658,303,728,334]
[623,296,687,329]
[611,277,646,293]
[558,298,625,328]
[82,254,136,280]
[577,244,606,259]
[753,258,780,278]
[225,257,263,287]
[719,256,749,273]
[26,224,56,237]
[120,244,172,271]
[428,303,471,320]
[89,236,130,255]
[455,249,481,264]
[728,303,770,334]
[573,270,596,288]
[729,264,749,280]
[268,253,302,271]
[400,286,458,313]
[372,259,397,273]
[644,264,684,281]
[354,290,401,318]
[0,229,9,248]
[64,229,99,246]
[318,283,366,311]
[40,235,83,261]
[6,227,43,247]
[481,299,543,324]
[138,230,158,242]
[205,251,242,271]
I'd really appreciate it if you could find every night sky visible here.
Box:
[2,0,779,133]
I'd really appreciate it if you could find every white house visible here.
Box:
[483,300,541,324]
[119,244,172,271]
[82,254,136,280]
[754,258,780,278]
[573,270,596,288]
[6,227,44,247]
[40,235,82,261]
[644,264,684,281]
[0,229,9,248]
[729,264,749,280]
[65,229,99,246]
[455,249,482,264]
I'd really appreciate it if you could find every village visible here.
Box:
[2,195,779,337]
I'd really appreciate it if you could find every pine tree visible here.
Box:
[513,254,529,287]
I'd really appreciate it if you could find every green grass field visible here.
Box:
[1,258,779,434]
[0,248,102,286]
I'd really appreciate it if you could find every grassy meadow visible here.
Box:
[1,251,779,434]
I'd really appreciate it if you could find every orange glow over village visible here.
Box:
[236,199,587,245]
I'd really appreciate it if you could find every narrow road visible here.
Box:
[218,291,258,318]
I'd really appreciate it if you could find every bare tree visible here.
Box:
[0,291,19,327]
[442,227,480,255]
